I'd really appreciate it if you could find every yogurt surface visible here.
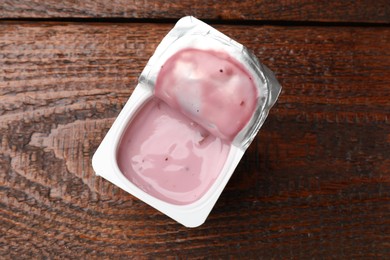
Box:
[117,99,230,205]
[117,48,258,205]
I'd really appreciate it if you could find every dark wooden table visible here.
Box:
[1,1,389,258]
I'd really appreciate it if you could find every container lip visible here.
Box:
[92,85,246,227]
[92,16,281,227]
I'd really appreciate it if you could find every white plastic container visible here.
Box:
[92,16,281,227]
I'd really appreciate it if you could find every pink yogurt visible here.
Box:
[117,48,257,205]
[117,99,230,205]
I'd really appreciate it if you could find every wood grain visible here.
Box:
[1,22,389,258]
[1,0,390,23]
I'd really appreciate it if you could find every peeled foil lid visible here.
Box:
[139,16,282,150]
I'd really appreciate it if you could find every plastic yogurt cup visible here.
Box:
[92,16,281,227]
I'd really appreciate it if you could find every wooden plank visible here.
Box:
[1,0,390,23]
[0,22,389,258]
